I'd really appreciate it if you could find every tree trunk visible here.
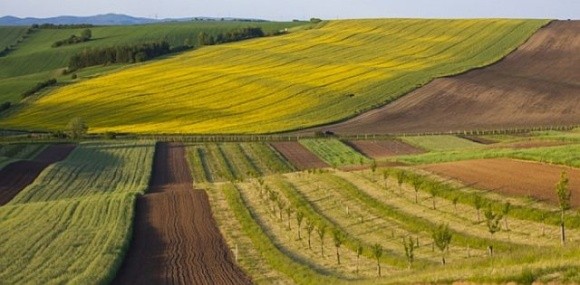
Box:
[308,234,311,249]
[377,262,381,277]
[432,198,436,210]
[561,210,566,245]
[415,192,418,204]
[336,247,340,265]
[441,256,446,265]
[298,227,301,240]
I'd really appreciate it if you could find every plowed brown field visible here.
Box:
[422,158,580,207]
[306,20,580,135]
[346,140,424,158]
[112,142,251,285]
[0,144,75,205]
[270,141,328,170]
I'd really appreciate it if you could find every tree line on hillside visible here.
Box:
[52,29,92,47]
[21,79,57,98]
[197,27,266,46]
[67,41,171,71]
[32,23,94,29]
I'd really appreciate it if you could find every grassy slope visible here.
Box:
[400,135,482,151]
[1,19,547,134]
[300,138,370,166]
[0,26,29,51]
[0,141,155,284]
[0,21,305,103]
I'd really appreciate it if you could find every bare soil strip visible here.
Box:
[112,142,251,285]
[0,144,75,205]
[270,141,328,170]
[345,140,424,158]
[305,21,580,135]
[422,158,580,208]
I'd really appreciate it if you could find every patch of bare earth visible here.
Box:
[346,140,424,158]
[0,144,75,205]
[304,21,580,135]
[422,158,580,208]
[112,142,252,285]
[270,141,328,170]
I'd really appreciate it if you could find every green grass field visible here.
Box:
[0,21,306,103]
[0,19,547,133]
[0,141,155,284]
[300,138,370,166]
[400,135,482,151]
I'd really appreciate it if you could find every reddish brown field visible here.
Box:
[112,142,251,285]
[270,141,328,170]
[346,140,424,158]
[0,144,75,205]
[304,21,580,135]
[422,158,580,208]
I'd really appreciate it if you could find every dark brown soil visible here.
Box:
[422,158,580,208]
[345,140,424,158]
[0,144,75,205]
[270,141,328,170]
[304,21,580,135]
[112,142,252,285]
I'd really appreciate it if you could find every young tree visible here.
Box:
[484,206,502,257]
[473,195,484,222]
[370,159,377,174]
[332,229,345,265]
[432,223,452,265]
[452,196,459,211]
[371,243,383,277]
[502,202,511,231]
[296,211,304,239]
[403,236,415,269]
[306,220,315,249]
[356,242,364,274]
[317,224,327,256]
[396,171,406,188]
[285,207,294,230]
[66,117,88,139]
[556,171,571,245]
[412,179,422,204]
[276,199,286,220]
[382,169,390,189]
[429,185,439,210]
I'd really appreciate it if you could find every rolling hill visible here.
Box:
[0,21,305,103]
[0,19,547,134]
[308,20,580,135]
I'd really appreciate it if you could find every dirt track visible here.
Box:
[270,141,328,170]
[422,158,580,208]
[0,144,75,205]
[112,142,251,285]
[306,20,580,135]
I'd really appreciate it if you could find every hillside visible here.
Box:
[0,19,547,134]
[307,20,580,135]
[0,21,305,103]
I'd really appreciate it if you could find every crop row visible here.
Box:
[0,141,155,284]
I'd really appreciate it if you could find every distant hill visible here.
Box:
[0,13,267,26]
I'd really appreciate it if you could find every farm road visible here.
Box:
[0,144,75,205]
[112,142,252,285]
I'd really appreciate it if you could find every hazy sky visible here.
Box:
[3,0,580,20]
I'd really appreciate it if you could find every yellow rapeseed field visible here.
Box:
[2,19,547,134]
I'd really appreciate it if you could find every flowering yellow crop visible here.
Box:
[1,19,547,134]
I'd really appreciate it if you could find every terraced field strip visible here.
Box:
[113,142,251,284]
[0,141,155,284]
[300,139,371,167]
[1,19,547,133]
[422,158,580,208]
[400,135,482,151]
[270,141,328,170]
[0,144,75,205]
[345,140,424,158]
[336,170,580,246]
[186,142,294,183]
